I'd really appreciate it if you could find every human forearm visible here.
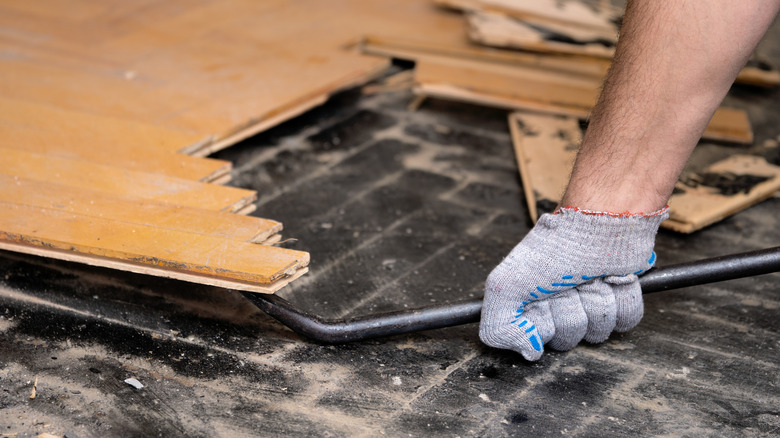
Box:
[561,0,780,213]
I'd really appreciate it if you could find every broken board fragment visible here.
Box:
[509,112,780,232]
[665,155,780,233]
[508,112,579,222]
[467,11,615,59]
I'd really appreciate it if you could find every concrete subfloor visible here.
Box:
[2,47,780,438]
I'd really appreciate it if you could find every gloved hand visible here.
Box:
[479,206,668,361]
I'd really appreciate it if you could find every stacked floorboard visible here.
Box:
[362,0,780,145]
[1,98,311,292]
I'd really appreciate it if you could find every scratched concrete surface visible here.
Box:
[2,27,780,438]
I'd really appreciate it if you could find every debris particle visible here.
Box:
[124,378,144,389]
[30,377,38,399]
[479,393,491,402]
[391,376,402,386]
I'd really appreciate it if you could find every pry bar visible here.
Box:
[242,246,780,344]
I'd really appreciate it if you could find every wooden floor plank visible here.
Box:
[2,118,229,183]
[0,97,204,155]
[0,0,502,291]
[0,202,308,292]
[1,148,256,213]
[0,0,388,147]
[0,175,280,244]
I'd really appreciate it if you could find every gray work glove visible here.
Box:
[479,206,668,361]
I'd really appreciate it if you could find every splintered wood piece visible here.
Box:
[0,175,281,244]
[431,0,777,88]
[478,0,619,32]
[1,148,256,213]
[508,112,580,222]
[467,11,615,58]
[665,155,780,233]
[415,56,754,144]
[0,201,309,293]
[435,0,619,31]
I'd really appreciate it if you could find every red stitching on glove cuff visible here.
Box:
[554,205,670,218]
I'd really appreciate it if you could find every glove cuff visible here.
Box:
[530,205,669,276]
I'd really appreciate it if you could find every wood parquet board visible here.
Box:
[0,202,308,293]
[2,148,257,214]
[0,176,282,244]
[1,100,229,182]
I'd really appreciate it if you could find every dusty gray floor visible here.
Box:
[2,24,780,438]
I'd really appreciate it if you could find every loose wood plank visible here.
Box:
[0,97,205,155]
[0,1,389,154]
[0,103,229,182]
[1,148,256,213]
[0,201,308,293]
[0,175,281,244]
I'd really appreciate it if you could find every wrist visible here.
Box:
[560,173,673,214]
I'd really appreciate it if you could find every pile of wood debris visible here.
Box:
[361,0,780,233]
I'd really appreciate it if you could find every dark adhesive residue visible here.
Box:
[681,172,771,196]
[536,198,559,216]
[745,58,776,72]
[525,22,615,48]
[555,129,580,151]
